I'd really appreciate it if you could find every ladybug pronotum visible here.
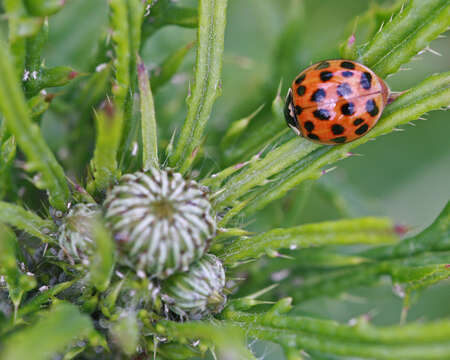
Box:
[284,59,389,145]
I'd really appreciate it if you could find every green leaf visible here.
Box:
[28,93,51,120]
[89,220,115,292]
[142,0,198,39]
[358,0,450,78]
[137,57,158,171]
[278,205,449,303]
[24,20,48,78]
[150,41,194,92]
[3,0,42,78]
[214,137,319,208]
[220,104,265,150]
[0,303,94,360]
[169,0,228,173]
[223,79,288,166]
[362,201,450,260]
[24,0,66,16]
[24,66,79,97]
[157,320,256,360]
[0,40,70,211]
[0,136,17,200]
[110,311,139,355]
[113,0,146,167]
[0,201,55,242]
[89,101,122,194]
[18,281,75,318]
[218,217,397,266]
[0,224,36,313]
[224,303,450,359]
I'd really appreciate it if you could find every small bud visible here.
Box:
[56,203,101,261]
[161,254,227,320]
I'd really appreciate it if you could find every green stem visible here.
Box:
[359,0,450,78]
[218,217,397,265]
[214,138,319,208]
[169,0,228,173]
[0,42,71,211]
[225,307,450,344]
[223,308,450,359]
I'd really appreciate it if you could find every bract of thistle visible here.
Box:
[161,254,227,320]
[57,203,101,262]
[104,169,216,279]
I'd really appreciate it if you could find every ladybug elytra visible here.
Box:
[284,59,389,145]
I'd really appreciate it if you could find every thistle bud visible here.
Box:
[161,254,226,320]
[57,203,101,261]
[104,170,216,279]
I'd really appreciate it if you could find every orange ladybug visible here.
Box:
[284,59,389,144]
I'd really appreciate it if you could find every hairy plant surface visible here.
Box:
[0,0,449,359]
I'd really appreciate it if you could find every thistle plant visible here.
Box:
[0,0,449,359]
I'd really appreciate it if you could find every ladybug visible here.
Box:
[284,59,389,145]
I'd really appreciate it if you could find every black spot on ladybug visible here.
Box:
[295,105,303,115]
[315,61,330,70]
[313,109,331,120]
[337,83,353,97]
[342,71,354,78]
[304,121,315,132]
[311,88,326,102]
[308,133,320,140]
[331,136,347,143]
[365,99,379,116]
[353,118,364,126]
[341,102,355,115]
[331,124,345,135]
[297,85,306,96]
[360,72,372,90]
[355,123,369,135]
[295,74,306,84]
[320,71,333,82]
[340,61,355,69]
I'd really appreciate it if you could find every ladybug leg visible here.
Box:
[288,123,301,136]
[387,90,408,104]
[284,88,300,135]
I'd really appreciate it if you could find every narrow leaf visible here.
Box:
[362,201,450,260]
[218,217,397,265]
[1,303,93,360]
[0,201,55,242]
[0,40,70,210]
[89,101,122,193]
[89,220,115,292]
[169,0,228,173]
[150,41,194,92]
[137,58,158,170]
[358,0,450,78]
[0,225,36,311]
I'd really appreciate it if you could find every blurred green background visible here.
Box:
[39,0,449,358]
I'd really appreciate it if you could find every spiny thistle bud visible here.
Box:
[104,170,216,279]
[57,203,101,262]
[161,254,227,320]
